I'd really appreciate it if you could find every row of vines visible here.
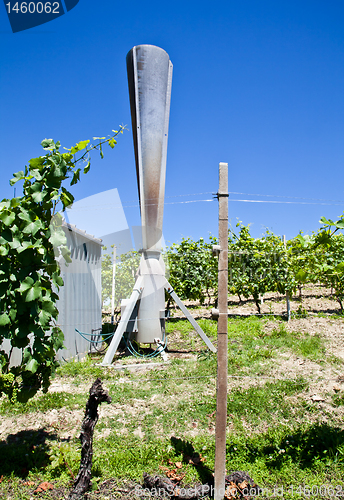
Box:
[103,214,344,314]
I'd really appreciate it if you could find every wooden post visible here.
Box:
[283,235,291,321]
[111,246,117,325]
[214,162,228,500]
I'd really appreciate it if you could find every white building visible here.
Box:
[56,222,102,361]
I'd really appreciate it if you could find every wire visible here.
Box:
[228,191,344,203]
[65,198,215,211]
[63,192,344,212]
[228,199,344,206]
[113,373,342,383]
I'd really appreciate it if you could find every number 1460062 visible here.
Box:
[5,2,60,14]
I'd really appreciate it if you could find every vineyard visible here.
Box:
[102,214,344,316]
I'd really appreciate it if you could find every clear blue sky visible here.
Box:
[1,0,343,246]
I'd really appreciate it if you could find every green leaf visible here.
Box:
[0,245,8,256]
[8,309,16,322]
[19,276,35,292]
[61,152,73,163]
[0,211,15,226]
[22,220,42,236]
[25,285,42,302]
[0,201,10,211]
[19,277,42,302]
[319,216,334,226]
[51,327,64,350]
[70,140,90,154]
[41,139,56,150]
[9,171,25,186]
[108,138,117,149]
[61,248,72,263]
[10,197,21,208]
[70,168,81,186]
[32,191,46,203]
[49,229,67,247]
[47,161,65,179]
[16,240,34,253]
[18,209,35,222]
[61,188,74,209]
[83,161,90,174]
[76,140,90,150]
[317,231,331,245]
[295,269,308,283]
[52,273,64,287]
[41,300,57,314]
[26,358,39,373]
[22,347,32,364]
[0,313,11,326]
[38,309,52,326]
[29,157,45,168]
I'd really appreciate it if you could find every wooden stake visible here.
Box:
[283,235,291,321]
[214,162,228,500]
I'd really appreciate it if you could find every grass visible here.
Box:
[0,391,87,416]
[168,316,328,366]
[55,354,118,380]
[1,314,344,498]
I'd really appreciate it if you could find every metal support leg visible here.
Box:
[101,276,144,366]
[164,281,216,353]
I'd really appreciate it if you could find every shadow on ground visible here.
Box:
[230,423,344,470]
[171,436,214,485]
[0,428,60,478]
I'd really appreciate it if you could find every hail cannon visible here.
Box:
[102,45,215,365]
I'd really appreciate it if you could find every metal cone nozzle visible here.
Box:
[126,44,173,344]
[127,45,173,253]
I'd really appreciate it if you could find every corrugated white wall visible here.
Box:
[56,227,102,361]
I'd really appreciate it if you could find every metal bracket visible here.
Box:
[164,281,216,353]
[213,192,229,199]
[101,276,144,366]
[211,245,221,257]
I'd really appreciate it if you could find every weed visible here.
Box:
[292,305,309,318]
[332,393,344,407]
